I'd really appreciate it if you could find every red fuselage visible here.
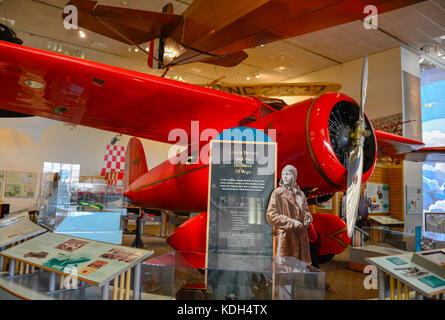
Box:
[125,92,377,212]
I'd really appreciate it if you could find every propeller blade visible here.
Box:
[345,55,368,238]
[360,55,368,120]
[345,144,364,237]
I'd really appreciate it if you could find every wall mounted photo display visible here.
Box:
[4,171,37,198]
[366,182,389,213]
[406,185,422,215]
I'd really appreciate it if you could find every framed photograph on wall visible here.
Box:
[366,182,390,213]
[406,185,422,215]
[4,171,37,198]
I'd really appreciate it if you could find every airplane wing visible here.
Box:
[399,147,445,162]
[375,130,424,156]
[209,82,342,97]
[64,0,182,45]
[366,130,445,163]
[0,42,259,144]
[65,0,425,66]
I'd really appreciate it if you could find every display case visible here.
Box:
[142,251,325,300]
[38,180,125,244]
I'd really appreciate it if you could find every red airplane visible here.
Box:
[1,42,439,267]
[64,0,426,69]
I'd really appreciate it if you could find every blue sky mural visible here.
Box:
[421,67,445,213]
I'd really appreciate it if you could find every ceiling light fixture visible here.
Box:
[78,30,86,39]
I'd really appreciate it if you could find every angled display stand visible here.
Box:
[0,211,47,272]
[0,232,153,300]
[366,249,445,300]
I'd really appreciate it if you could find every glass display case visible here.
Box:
[38,162,125,244]
[142,251,325,300]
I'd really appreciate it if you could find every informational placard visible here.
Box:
[368,215,403,226]
[366,183,389,213]
[4,171,37,198]
[0,215,46,247]
[367,252,445,297]
[207,139,276,260]
[406,185,422,215]
[0,232,153,285]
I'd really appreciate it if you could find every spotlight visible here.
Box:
[78,30,86,39]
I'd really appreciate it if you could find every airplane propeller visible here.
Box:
[345,55,369,238]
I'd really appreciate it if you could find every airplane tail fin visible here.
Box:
[147,3,172,69]
[124,137,148,190]
[147,38,164,69]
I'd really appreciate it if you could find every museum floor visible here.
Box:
[122,234,379,300]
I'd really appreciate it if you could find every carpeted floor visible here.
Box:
[320,247,378,300]
[122,233,378,300]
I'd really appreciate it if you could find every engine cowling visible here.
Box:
[259,92,377,197]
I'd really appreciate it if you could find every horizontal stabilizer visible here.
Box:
[201,51,248,67]
[64,0,181,45]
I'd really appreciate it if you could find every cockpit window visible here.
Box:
[258,97,287,111]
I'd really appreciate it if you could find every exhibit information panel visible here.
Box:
[207,139,276,259]
[205,137,276,300]
[367,251,445,297]
[0,232,153,285]
[0,214,46,247]
[4,171,37,198]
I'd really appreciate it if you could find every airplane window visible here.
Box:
[259,104,275,118]
[258,97,287,111]
[239,109,258,126]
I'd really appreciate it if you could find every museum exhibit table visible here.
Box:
[367,216,404,244]
[142,251,325,300]
[0,232,153,300]
[366,249,445,300]
[0,212,47,272]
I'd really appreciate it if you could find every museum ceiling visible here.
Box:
[1,0,444,84]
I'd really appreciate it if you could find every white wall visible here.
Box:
[0,118,173,212]
[282,47,403,120]
[400,47,424,234]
